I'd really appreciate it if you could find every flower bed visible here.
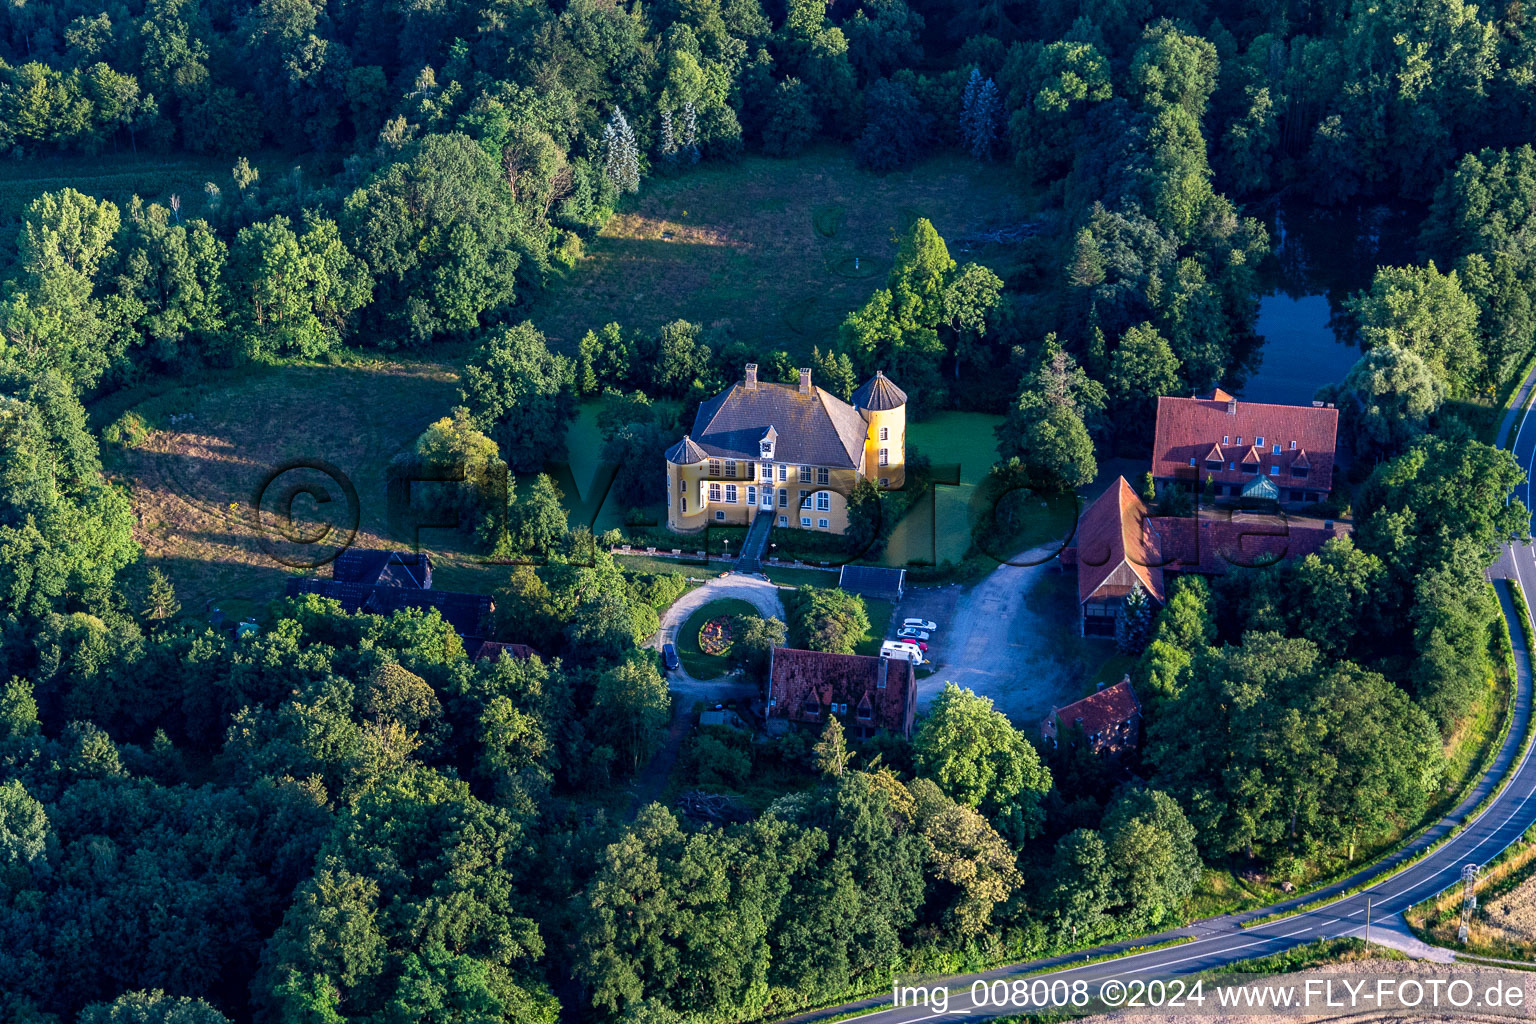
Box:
[699,617,734,656]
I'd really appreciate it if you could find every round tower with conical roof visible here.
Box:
[851,370,907,489]
[665,435,710,531]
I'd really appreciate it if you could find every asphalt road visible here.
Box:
[779,377,1536,1024]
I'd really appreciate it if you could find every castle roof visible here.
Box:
[665,435,709,465]
[690,374,871,468]
[851,370,908,412]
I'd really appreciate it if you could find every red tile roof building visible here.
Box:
[1041,677,1142,758]
[464,638,543,663]
[1062,476,1350,635]
[766,647,918,739]
[1152,390,1339,506]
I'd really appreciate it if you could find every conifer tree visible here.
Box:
[960,68,1001,160]
[602,108,640,194]
[1116,582,1154,654]
[658,108,678,164]
[142,567,181,622]
[680,102,700,163]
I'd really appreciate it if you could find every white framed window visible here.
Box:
[724,459,736,478]
[1188,458,1197,467]
[709,459,721,476]
[1256,436,1264,447]
[816,493,830,511]
[679,497,686,512]
[879,426,889,441]
[777,464,787,481]
[778,515,787,526]
[708,483,721,501]
[818,518,829,529]
[1236,436,1243,445]
[798,465,810,482]
[1223,435,1229,445]
[725,484,737,503]
[817,467,829,485]
[778,489,788,507]
[747,485,756,505]
[1272,444,1281,454]
[801,516,812,527]
[799,489,810,508]
[878,448,889,466]
[715,510,725,521]
[1290,440,1297,449]
[1269,465,1280,475]
[677,478,684,493]
[879,477,889,487]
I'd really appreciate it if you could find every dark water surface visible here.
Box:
[1243,201,1422,404]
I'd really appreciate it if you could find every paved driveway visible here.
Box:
[655,573,786,695]
[898,543,1105,726]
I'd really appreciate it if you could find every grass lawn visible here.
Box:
[613,553,714,577]
[855,598,896,656]
[1079,651,1139,699]
[882,411,1003,568]
[676,598,759,679]
[761,565,840,588]
[0,148,306,230]
[549,400,673,535]
[525,147,1032,360]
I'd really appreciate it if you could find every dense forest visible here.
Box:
[2,0,1536,1021]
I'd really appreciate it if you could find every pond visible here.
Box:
[1242,201,1422,404]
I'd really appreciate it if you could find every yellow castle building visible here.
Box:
[665,364,907,534]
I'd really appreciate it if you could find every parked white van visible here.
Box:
[880,641,923,663]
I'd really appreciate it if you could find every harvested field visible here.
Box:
[1476,871,1536,948]
[117,360,460,621]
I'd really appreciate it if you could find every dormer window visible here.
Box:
[1290,440,1297,449]
[1272,444,1281,454]
[1256,436,1265,447]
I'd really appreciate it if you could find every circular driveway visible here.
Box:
[656,573,786,692]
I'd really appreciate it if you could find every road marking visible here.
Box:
[1124,936,1277,974]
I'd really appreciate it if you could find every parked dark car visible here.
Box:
[662,643,680,671]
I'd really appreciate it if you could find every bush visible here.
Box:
[679,726,753,788]
[627,571,688,611]
[103,411,153,449]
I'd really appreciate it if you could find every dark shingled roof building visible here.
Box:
[766,646,918,739]
[284,549,492,637]
[690,371,871,467]
[331,549,433,589]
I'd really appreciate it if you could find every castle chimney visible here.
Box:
[744,363,758,390]
[799,367,811,394]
